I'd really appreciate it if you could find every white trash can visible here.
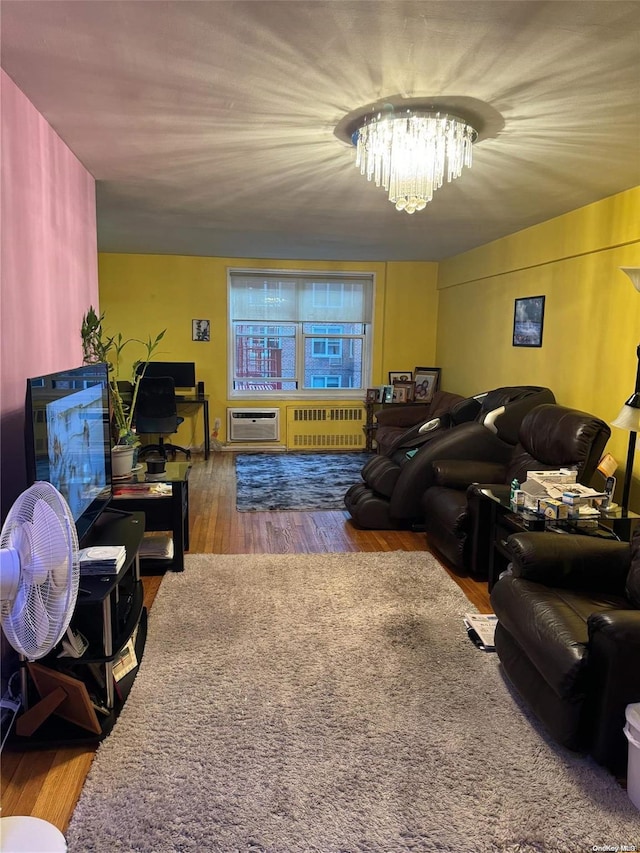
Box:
[624,702,640,811]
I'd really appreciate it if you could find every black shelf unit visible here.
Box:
[6,510,147,748]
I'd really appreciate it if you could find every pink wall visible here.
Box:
[1,70,99,515]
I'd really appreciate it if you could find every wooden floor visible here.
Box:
[1,451,491,832]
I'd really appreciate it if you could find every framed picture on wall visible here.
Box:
[192,319,211,342]
[413,367,441,403]
[513,296,545,347]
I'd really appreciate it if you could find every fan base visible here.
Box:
[0,816,66,852]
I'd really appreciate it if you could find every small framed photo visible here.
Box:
[513,296,545,347]
[192,319,211,342]
[413,367,441,403]
[366,388,380,403]
[389,371,413,385]
[393,381,416,403]
[382,384,394,403]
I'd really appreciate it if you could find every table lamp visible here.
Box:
[610,267,640,511]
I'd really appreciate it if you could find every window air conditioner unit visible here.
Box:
[227,408,280,442]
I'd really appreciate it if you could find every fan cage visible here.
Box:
[0,482,79,660]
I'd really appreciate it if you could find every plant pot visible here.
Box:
[111,445,135,478]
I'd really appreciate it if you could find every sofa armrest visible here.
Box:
[586,610,640,772]
[431,459,508,489]
[505,532,630,592]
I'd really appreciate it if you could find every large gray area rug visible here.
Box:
[67,552,639,852]
[235,452,371,511]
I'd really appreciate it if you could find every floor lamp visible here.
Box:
[611,267,640,512]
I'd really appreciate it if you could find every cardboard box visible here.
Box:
[510,489,526,510]
[562,491,583,507]
[541,498,569,520]
[528,469,577,485]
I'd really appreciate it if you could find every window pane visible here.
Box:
[233,322,297,389]
[303,323,364,335]
[303,335,363,389]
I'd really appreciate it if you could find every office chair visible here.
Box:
[134,376,191,461]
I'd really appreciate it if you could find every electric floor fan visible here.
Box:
[0,481,81,853]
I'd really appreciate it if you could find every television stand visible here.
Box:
[7,511,146,748]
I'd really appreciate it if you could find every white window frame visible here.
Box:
[228,268,375,399]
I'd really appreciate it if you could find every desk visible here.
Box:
[175,394,210,459]
[121,386,210,459]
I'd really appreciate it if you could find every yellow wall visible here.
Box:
[97,255,439,447]
[436,187,640,508]
[99,188,640,508]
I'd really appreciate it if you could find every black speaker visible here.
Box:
[197,380,205,397]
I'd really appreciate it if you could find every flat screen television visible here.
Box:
[25,363,113,543]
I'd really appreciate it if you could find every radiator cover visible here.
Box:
[285,405,365,450]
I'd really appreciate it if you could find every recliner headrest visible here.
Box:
[518,404,611,471]
[477,386,556,445]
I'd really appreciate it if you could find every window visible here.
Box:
[229,270,374,397]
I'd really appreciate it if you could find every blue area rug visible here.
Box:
[235,452,371,511]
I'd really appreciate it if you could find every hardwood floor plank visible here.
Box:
[1,450,491,831]
[34,748,94,832]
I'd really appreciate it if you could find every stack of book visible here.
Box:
[78,545,127,575]
[139,533,174,561]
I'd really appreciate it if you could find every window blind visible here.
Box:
[229,271,373,323]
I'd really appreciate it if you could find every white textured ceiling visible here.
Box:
[1,0,639,261]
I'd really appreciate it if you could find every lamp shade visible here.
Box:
[611,402,640,432]
[620,267,640,292]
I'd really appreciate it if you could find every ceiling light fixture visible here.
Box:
[349,107,477,214]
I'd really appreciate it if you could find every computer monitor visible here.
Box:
[138,361,196,389]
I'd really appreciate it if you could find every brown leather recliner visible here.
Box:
[423,404,611,574]
[491,530,640,774]
[373,390,465,456]
[344,386,555,530]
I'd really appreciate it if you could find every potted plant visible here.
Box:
[81,306,165,474]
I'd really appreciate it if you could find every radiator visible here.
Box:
[227,408,280,442]
[285,405,365,450]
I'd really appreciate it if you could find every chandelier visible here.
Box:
[347,107,477,214]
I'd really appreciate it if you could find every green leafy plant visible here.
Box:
[81,306,166,446]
